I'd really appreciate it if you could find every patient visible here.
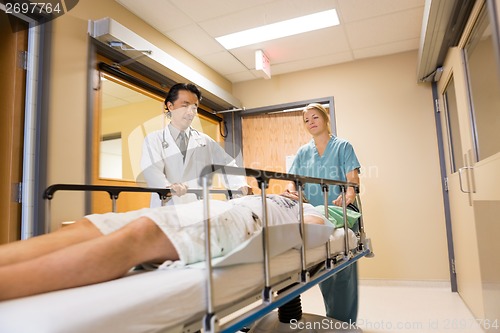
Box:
[0,193,327,301]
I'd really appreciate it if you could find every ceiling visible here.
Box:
[115,0,426,83]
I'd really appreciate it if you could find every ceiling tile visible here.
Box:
[337,0,424,23]
[168,0,275,22]
[271,51,354,76]
[114,0,426,83]
[199,0,339,37]
[116,0,190,31]
[225,70,260,83]
[353,38,421,59]
[165,24,226,56]
[199,51,249,75]
[345,7,424,49]
[260,27,350,64]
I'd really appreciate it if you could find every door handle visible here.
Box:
[458,166,472,193]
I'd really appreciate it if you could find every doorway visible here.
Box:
[240,98,334,194]
[437,0,500,325]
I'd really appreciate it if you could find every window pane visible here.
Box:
[100,137,122,179]
[443,76,464,173]
[99,73,222,182]
[100,76,163,181]
[465,5,500,161]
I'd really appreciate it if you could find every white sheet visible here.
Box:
[205,223,334,268]
[0,229,358,333]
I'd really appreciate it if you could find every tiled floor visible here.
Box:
[300,280,485,333]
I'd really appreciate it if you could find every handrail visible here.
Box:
[43,184,172,201]
[199,164,359,190]
[43,184,239,201]
[42,184,240,234]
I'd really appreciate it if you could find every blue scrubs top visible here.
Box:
[288,136,360,206]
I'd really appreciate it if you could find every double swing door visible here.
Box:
[437,0,500,327]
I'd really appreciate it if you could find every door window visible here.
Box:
[96,66,222,182]
[443,76,464,173]
[465,4,500,162]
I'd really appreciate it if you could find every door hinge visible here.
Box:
[18,51,28,70]
[444,177,449,192]
[434,98,440,113]
[14,182,22,203]
[451,258,456,274]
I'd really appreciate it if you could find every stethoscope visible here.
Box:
[161,105,207,149]
[161,124,206,149]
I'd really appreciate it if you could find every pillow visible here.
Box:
[314,205,361,228]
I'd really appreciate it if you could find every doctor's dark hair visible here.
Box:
[164,83,202,110]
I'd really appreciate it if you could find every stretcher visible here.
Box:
[0,165,373,333]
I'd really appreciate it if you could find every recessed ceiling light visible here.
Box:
[216,9,340,50]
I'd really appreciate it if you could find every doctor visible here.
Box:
[140,83,250,207]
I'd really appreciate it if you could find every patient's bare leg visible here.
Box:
[0,219,102,267]
[0,217,178,301]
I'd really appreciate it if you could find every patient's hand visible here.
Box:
[281,189,300,201]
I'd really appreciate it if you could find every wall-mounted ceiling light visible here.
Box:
[216,9,340,50]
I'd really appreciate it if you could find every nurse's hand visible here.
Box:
[332,194,355,207]
[170,183,188,196]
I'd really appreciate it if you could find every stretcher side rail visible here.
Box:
[42,184,239,232]
[199,165,371,333]
[43,184,240,202]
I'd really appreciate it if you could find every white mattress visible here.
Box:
[0,229,358,333]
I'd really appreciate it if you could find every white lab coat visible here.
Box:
[140,126,248,207]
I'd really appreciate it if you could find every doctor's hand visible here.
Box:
[232,186,253,198]
[170,183,188,196]
[238,186,253,196]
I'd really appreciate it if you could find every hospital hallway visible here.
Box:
[301,280,486,333]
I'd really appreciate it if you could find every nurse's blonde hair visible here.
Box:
[303,103,332,135]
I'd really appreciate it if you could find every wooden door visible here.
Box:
[241,111,311,194]
[0,12,28,244]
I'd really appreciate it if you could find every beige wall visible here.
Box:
[46,0,450,281]
[233,51,450,281]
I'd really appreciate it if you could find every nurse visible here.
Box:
[287,103,361,324]
[140,83,250,207]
